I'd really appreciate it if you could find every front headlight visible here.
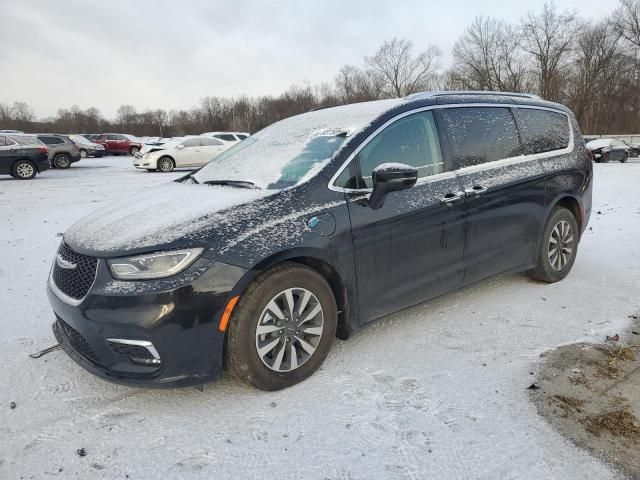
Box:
[107,248,204,280]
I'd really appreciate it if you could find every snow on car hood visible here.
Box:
[64,182,270,256]
[586,139,611,150]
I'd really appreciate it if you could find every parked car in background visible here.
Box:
[49,92,592,390]
[0,129,24,134]
[200,131,249,143]
[0,134,49,179]
[133,136,231,172]
[36,134,81,169]
[69,135,106,158]
[79,134,101,142]
[586,138,630,163]
[134,137,183,161]
[93,134,142,156]
[620,139,640,157]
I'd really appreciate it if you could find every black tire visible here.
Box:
[620,152,628,163]
[527,207,579,283]
[157,156,175,172]
[53,154,71,169]
[12,159,37,180]
[79,149,88,159]
[130,146,139,156]
[146,168,157,172]
[600,153,610,163]
[227,263,337,391]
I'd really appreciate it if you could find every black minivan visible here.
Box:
[48,92,592,390]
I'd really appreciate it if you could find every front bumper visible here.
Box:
[47,255,247,387]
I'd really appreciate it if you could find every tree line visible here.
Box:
[2,1,640,137]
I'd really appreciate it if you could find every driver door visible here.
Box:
[336,110,466,323]
[175,138,202,167]
[199,137,227,165]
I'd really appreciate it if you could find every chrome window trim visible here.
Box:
[327,103,573,193]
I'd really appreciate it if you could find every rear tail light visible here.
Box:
[585,148,593,161]
[39,146,48,153]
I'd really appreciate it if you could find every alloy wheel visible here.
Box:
[255,287,324,372]
[16,163,34,179]
[158,158,173,172]
[548,220,574,271]
[55,155,71,168]
[80,150,87,158]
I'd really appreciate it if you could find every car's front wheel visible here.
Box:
[227,263,337,390]
[53,154,71,169]
[79,149,88,159]
[157,156,175,172]
[130,146,139,156]
[528,207,579,283]
[12,159,37,180]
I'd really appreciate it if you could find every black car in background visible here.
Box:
[48,91,592,390]
[585,138,631,163]
[0,134,49,179]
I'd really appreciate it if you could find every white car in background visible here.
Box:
[200,131,249,144]
[133,136,232,172]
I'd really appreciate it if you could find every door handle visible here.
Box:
[464,185,488,197]
[440,191,465,207]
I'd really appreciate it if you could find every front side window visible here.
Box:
[438,107,521,169]
[517,108,570,154]
[181,138,200,148]
[335,111,443,189]
[107,134,125,141]
[200,137,223,146]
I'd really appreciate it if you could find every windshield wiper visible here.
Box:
[188,175,199,184]
[201,179,260,189]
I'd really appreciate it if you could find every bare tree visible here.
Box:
[11,102,35,123]
[452,17,530,92]
[365,38,441,98]
[116,105,137,131]
[614,0,640,47]
[521,3,581,100]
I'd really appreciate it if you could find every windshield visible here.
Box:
[69,135,92,145]
[192,98,402,189]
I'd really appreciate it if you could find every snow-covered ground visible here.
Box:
[1,156,638,479]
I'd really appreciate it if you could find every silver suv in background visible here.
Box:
[36,134,81,169]
[200,131,249,144]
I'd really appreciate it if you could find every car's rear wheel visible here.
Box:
[620,152,628,163]
[53,154,71,169]
[227,263,337,390]
[79,149,88,159]
[130,146,139,156]
[157,156,175,172]
[12,159,37,180]
[527,207,579,283]
[600,153,610,163]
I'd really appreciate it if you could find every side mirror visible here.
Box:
[176,144,185,150]
[368,163,418,210]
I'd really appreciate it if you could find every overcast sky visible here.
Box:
[0,0,621,119]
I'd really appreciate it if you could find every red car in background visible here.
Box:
[94,134,142,156]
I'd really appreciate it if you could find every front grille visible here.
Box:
[57,319,99,363]
[52,243,97,300]
[108,341,155,360]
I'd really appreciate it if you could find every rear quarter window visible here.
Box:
[516,108,570,154]
[437,107,522,169]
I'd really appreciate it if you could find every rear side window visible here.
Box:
[517,108,570,154]
[438,107,521,169]
[237,134,248,140]
[39,136,64,145]
[337,110,443,189]
[0,136,5,146]
[214,134,237,142]
[106,134,125,140]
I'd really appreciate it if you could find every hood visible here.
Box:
[64,182,270,257]
[586,139,611,151]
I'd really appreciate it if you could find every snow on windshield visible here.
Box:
[193,99,403,189]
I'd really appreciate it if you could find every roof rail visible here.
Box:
[404,90,541,101]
